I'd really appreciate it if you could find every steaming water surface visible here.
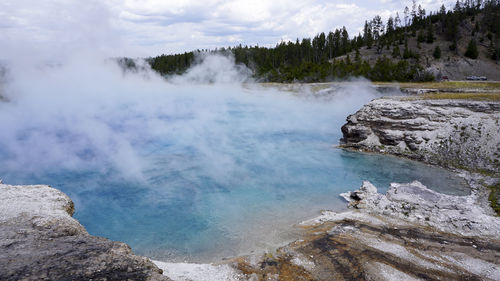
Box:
[0,61,469,262]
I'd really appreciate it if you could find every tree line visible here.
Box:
[122,0,500,82]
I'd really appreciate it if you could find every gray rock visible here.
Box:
[339,180,500,238]
[238,180,500,281]
[0,184,170,281]
[340,97,500,174]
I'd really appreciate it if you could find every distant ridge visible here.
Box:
[120,0,500,82]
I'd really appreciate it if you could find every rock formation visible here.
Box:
[0,183,170,281]
[232,180,500,280]
[340,97,500,174]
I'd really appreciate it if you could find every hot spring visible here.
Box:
[0,56,469,262]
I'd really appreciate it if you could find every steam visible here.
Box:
[170,54,253,84]
[0,55,380,184]
[0,54,408,261]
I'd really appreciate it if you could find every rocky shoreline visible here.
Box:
[0,183,170,281]
[1,96,499,280]
[229,179,500,280]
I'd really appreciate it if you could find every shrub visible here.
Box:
[392,46,401,58]
[449,41,457,51]
[465,39,479,59]
[417,30,426,43]
[433,46,442,59]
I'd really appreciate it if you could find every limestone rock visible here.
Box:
[341,180,500,238]
[340,181,382,209]
[340,97,500,174]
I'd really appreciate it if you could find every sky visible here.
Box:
[1,0,457,59]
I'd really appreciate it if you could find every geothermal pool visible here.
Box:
[0,60,469,262]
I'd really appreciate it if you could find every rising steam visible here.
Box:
[0,54,380,183]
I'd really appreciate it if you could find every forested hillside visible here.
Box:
[132,0,500,82]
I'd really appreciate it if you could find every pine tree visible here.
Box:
[364,21,373,49]
[403,39,411,59]
[418,5,426,22]
[411,0,418,23]
[355,49,361,63]
[386,16,395,34]
[449,41,457,51]
[404,6,410,27]
[372,15,383,41]
[454,1,461,13]
[341,27,350,53]
[392,46,401,58]
[465,39,479,59]
[426,24,435,43]
[440,4,446,15]
[492,34,500,63]
[395,12,401,29]
[492,48,499,63]
[433,46,442,59]
[417,30,426,42]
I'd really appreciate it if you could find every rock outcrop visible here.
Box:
[340,97,500,174]
[232,180,500,280]
[339,180,499,237]
[0,183,170,281]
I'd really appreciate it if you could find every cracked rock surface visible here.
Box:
[340,97,500,174]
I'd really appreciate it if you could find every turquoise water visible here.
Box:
[0,81,469,262]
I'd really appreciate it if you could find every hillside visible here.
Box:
[127,1,500,83]
[347,13,500,81]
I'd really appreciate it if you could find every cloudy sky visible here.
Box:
[1,0,456,59]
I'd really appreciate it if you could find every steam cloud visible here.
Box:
[0,54,380,185]
[1,54,424,261]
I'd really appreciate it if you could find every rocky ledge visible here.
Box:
[0,183,170,281]
[231,180,500,280]
[340,97,500,174]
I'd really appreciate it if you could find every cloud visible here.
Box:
[0,0,457,58]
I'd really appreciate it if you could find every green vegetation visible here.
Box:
[465,39,479,59]
[147,52,194,75]
[375,81,500,89]
[119,1,500,82]
[488,182,500,216]
[392,46,401,58]
[391,81,500,100]
[413,92,500,101]
[433,46,441,59]
[426,24,435,44]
